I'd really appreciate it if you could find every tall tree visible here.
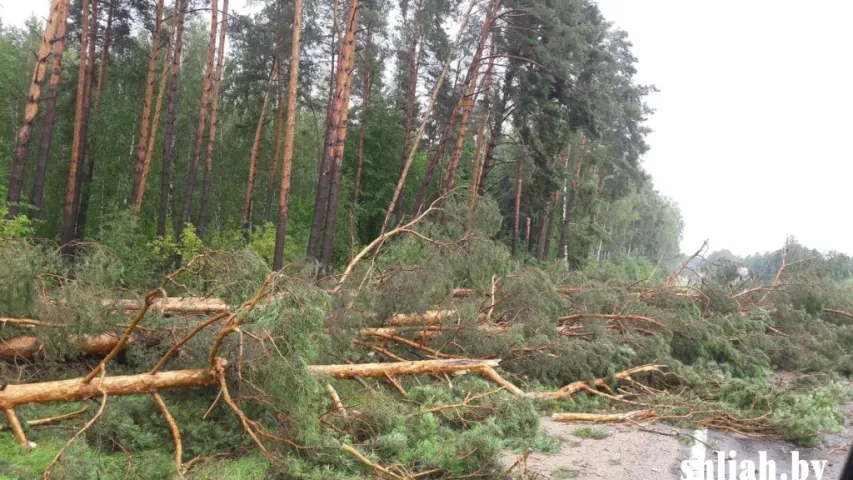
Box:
[511,148,523,259]
[177,0,219,239]
[241,59,278,233]
[157,0,186,238]
[558,135,586,263]
[30,0,69,218]
[393,0,423,222]
[198,0,229,238]
[6,0,66,218]
[306,0,360,261]
[263,53,284,223]
[272,0,304,270]
[131,0,166,208]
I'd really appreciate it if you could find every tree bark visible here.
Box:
[60,0,93,251]
[0,366,220,409]
[263,57,284,223]
[0,334,128,361]
[198,0,229,237]
[558,135,586,264]
[468,42,495,217]
[29,0,69,219]
[511,149,523,259]
[157,0,187,238]
[541,148,569,261]
[307,0,360,261]
[5,0,65,218]
[477,67,514,196]
[132,0,166,208]
[307,358,501,379]
[535,212,547,259]
[241,60,278,234]
[178,0,218,239]
[394,5,422,222]
[272,0,303,270]
[350,23,373,249]
[134,14,175,216]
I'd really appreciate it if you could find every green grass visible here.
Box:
[570,427,611,440]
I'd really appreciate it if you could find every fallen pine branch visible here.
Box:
[551,410,656,423]
[558,313,666,329]
[0,334,129,361]
[535,364,665,401]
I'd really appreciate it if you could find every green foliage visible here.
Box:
[571,427,611,440]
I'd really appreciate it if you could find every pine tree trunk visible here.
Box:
[511,150,523,259]
[157,0,186,238]
[351,23,373,248]
[198,0,229,238]
[263,57,284,223]
[77,0,114,240]
[60,0,92,251]
[535,212,547,259]
[468,41,495,216]
[177,0,218,239]
[241,60,278,234]
[394,7,422,223]
[319,0,361,265]
[477,67,514,196]
[29,0,69,219]
[272,0,303,270]
[410,99,460,217]
[134,15,175,216]
[558,136,586,264]
[541,148,569,260]
[307,0,360,261]
[441,0,500,196]
[131,0,166,208]
[6,0,65,218]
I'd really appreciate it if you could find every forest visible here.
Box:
[1,0,853,477]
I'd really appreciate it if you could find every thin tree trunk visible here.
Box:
[319,0,361,265]
[263,58,284,223]
[477,67,514,196]
[131,0,166,208]
[77,0,114,240]
[6,0,64,218]
[524,216,530,249]
[351,23,373,249]
[410,97,461,217]
[306,0,360,260]
[157,0,186,238]
[441,0,501,197]
[541,148,569,260]
[134,15,175,216]
[241,60,278,234]
[535,212,547,259]
[60,0,92,250]
[30,0,69,218]
[558,135,586,264]
[198,0,229,238]
[511,150,523,259]
[468,41,495,217]
[178,0,218,239]
[272,0,303,270]
[394,5,422,222]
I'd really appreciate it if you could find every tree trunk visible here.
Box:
[131,0,166,208]
[307,0,360,261]
[60,0,93,251]
[477,67,514,196]
[558,135,586,264]
[272,0,303,270]
[29,0,69,219]
[263,57,284,223]
[134,15,175,216]
[394,5,422,223]
[178,0,218,239]
[535,212,547,259]
[541,148,569,260]
[198,0,229,237]
[157,0,187,238]
[319,1,361,266]
[76,0,114,240]
[241,60,278,234]
[6,0,65,218]
[511,149,523,259]
[410,98,460,217]
[441,0,500,197]
[307,358,501,379]
[468,42,495,217]
[351,23,373,248]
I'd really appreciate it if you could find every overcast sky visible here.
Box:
[2,0,851,256]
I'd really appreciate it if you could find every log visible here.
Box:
[558,313,665,329]
[0,363,222,409]
[0,334,128,360]
[535,364,664,400]
[103,297,230,316]
[551,410,656,423]
[308,359,500,379]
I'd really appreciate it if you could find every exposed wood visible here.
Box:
[0,365,221,409]
[468,40,496,217]
[307,358,501,379]
[151,391,183,472]
[3,408,29,447]
[551,410,656,423]
[326,384,348,419]
[824,308,853,322]
[666,239,708,288]
[480,367,523,395]
[0,407,87,432]
[535,364,664,400]
[342,444,410,480]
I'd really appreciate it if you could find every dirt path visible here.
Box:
[510,406,853,479]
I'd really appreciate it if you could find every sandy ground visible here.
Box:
[508,404,853,479]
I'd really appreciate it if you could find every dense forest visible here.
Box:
[3,1,853,479]
[0,0,682,271]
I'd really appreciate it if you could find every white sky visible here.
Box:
[2,0,851,256]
